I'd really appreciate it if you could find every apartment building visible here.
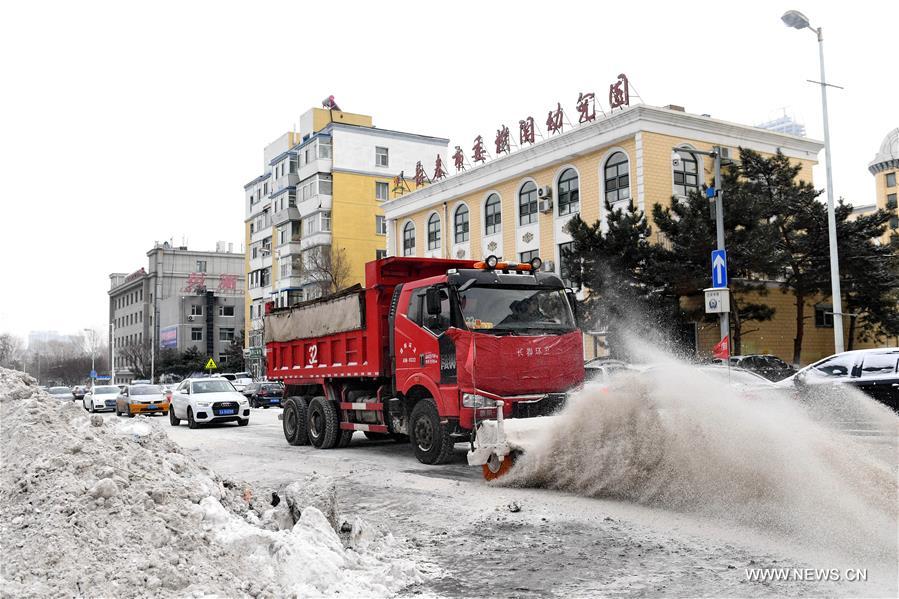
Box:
[243,105,448,377]
[108,242,245,383]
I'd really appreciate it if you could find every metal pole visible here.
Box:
[713,148,729,348]
[110,322,116,384]
[816,27,844,353]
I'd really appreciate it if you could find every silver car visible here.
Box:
[48,386,74,401]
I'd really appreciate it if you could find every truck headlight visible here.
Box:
[462,393,498,409]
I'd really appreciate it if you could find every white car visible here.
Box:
[82,385,121,412]
[168,378,250,429]
[232,371,254,392]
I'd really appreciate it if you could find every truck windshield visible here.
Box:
[457,286,575,334]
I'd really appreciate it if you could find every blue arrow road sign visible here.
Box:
[90,370,97,379]
[711,249,728,288]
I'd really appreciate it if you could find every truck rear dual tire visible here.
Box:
[308,396,341,449]
[283,397,309,446]
[410,398,455,465]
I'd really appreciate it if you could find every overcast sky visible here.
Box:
[2,0,896,343]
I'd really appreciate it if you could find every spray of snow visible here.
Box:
[0,368,422,598]
[499,348,898,570]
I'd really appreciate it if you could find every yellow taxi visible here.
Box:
[115,383,171,417]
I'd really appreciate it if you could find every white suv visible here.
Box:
[168,378,250,429]
[82,385,121,412]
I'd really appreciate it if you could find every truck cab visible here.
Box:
[390,261,583,462]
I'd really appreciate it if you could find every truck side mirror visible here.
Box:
[425,288,442,316]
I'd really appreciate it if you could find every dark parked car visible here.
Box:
[777,348,899,411]
[243,382,284,408]
[726,355,796,382]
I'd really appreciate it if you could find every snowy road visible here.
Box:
[107,407,897,598]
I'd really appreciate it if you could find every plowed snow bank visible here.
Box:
[0,368,421,598]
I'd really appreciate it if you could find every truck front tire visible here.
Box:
[282,397,309,446]
[307,396,340,449]
[409,398,455,465]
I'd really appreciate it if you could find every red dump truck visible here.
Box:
[265,255,584,475]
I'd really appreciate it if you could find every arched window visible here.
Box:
[604,152,630,206]
[485,193,501,235]
[454,205,469,243]
[519,181,538,225]
[557,168,579,216]
[673,149,699,197]
[402,222,415,256]
[427,213,441,250]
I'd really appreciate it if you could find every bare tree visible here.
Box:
[119,340,152,379]
[0,333,25,370]
[304,245,352,295]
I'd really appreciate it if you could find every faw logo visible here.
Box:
[441,354,456,372]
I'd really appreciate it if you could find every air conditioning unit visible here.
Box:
[719,147,731,160]
[537,185,552,198]
[538,198,553,214]
[187,315,195,321]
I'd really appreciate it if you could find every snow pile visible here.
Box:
[500,359,899,567]
[0,369,421,598]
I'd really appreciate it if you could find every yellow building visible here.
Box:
[868,127,899,245]
[381,103,875,365]
[242,105,448,377]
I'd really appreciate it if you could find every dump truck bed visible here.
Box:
[265,257,477,383]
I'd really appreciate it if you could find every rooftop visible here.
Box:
[868,128,899,174]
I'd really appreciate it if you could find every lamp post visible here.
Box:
[110,322,116,385]
[83,328,95,389]
[782,9,844,354]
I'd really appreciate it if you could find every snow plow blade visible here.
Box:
[467,401,559,480]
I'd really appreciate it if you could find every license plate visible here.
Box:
[218,409,236,415]
[144,406,157,411]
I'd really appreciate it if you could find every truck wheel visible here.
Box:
[282,397,309,446]
[307,396,340,449]
[337,429,353,448]
[409,398,455,465]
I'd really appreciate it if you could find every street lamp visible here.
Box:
[83,328,95,389]
[110,321,116,385]
[782,9,845,353]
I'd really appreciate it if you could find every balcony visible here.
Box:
[273,205,300,226]
[275,241,303,257]
[273,172,300,192]
[300,231,332,251]
[298,193,332,214]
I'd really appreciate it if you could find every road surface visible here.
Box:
[111,408,895,598]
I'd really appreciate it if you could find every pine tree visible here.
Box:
[831,202,899,348]
[651,161,783,355]
[739,149,833,364]
[563,200,685,359]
